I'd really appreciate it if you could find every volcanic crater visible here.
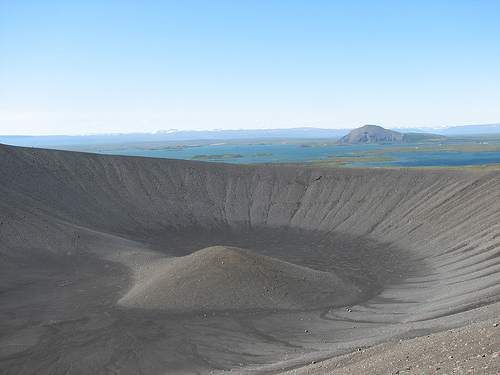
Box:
[0,143,499,374]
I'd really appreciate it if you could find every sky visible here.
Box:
[0,0,499,136]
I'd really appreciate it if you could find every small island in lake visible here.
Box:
[191,154,244,159]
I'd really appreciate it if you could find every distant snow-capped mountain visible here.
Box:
[1,123,498,149]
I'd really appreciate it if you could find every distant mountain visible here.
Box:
[391,123,500,135]
[0,128,350,148]
[337,125,448,144]
[150,127,349,140]
[1,123,497,149]
[337,125,404,143]
[440,123,500,135]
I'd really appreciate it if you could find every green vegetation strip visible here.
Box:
[325,156,398,166]
[191,153,273,160]
[191,154,243,159]
[353,143,500,156]
[268,156,397,167]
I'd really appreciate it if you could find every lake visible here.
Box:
[97,144,500,167]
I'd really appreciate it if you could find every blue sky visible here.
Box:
[0,0,499,135]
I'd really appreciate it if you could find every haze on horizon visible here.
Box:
[0,0,499,136]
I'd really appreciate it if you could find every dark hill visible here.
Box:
[337,125,404,143]
[338,124,447,143]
